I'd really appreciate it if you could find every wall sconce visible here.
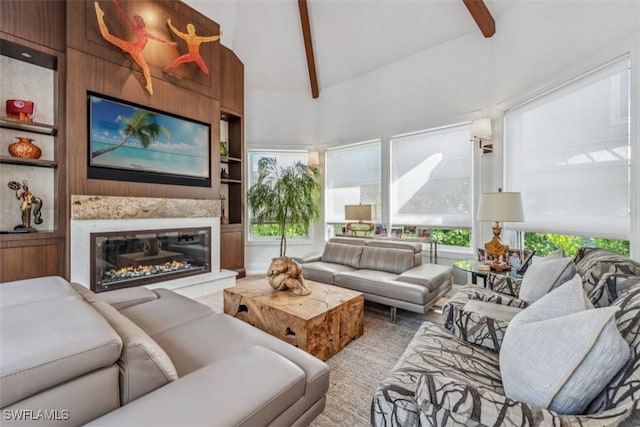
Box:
[471,118,493,154]
[307,151,320,167]
[477,189,524,269]
[345,204,376,234]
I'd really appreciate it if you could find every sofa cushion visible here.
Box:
[119,288,213,336]
[89,300,179,404]
[320,242,364,268]
[300,261,356,284]
[586,285,640,414]
[365,239,422,253]
[518,256,576,302]
[0,295,122,407]
[98,286,160,310]
[463,299,523,322]
[335,270,430,305]
[84,346,306,427]
[0,276,77,308]
[500,277,630,414]
[360,246,414,274]
[70,281,103,303]
[396,264,452,292]
[573,248,640,297]
[142,312,329,406]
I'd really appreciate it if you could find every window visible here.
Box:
[504,56,631,251]
[390,123,473,247]
[325,140,381,223]
[247,150,309,240]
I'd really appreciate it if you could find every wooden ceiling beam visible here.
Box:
[462,0,495,38]
[298,0,319,98]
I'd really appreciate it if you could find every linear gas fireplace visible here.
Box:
[90,227,211,292]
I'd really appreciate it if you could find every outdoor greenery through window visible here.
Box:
[248,150,309,240]
[524,232,630,257]
[431,229,471,247]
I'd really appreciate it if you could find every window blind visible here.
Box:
[504,56,631,239]
[390,123,473,227]
[325,141,381,223]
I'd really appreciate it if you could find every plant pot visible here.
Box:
[8,137,42,159]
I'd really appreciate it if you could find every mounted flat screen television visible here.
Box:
[87,92,211,187]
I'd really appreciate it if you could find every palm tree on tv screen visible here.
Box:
[91,109,170,159]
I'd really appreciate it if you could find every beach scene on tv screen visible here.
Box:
[89,95,210,179]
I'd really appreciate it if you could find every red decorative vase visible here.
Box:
[8,136,42,159]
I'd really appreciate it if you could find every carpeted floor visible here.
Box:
[309,303,431,427]
[195,281,457,427]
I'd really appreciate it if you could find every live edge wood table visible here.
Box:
[223,279,364,361]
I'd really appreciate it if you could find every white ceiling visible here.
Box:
[182,0,513,94]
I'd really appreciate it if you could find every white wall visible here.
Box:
[244,1,640,272]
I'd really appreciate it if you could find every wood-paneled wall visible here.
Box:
[1,0,245,281]
[0,0,66,53]
[66,0,223,201]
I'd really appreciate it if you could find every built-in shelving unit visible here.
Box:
[220,111,245,277]
[0,35,66,281]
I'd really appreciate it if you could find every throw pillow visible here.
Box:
[518,256,576,302]
[500,276,630,414]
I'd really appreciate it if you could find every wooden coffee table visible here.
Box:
[223,279,364,361]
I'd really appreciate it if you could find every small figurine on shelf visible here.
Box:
[220,193,229,225]
[220,140,228,157]
[221,167,230,179]
[7,180,43,232]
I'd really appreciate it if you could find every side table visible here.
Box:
[453,260,522,287]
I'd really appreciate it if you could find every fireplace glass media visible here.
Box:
[91,227,211,292]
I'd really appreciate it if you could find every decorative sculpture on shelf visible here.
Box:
[267,257,311,296]
[94,0,177,95]
[220,193,229,225]
[163,20,221,74]
[7,180,43,232]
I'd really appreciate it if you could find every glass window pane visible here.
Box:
[247,150,309,239]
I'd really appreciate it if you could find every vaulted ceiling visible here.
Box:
[183,0,513,95]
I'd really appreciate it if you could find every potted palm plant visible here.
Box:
[247,157,321,256]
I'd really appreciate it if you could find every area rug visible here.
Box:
[194,289,449,427]
[309,303,434,427]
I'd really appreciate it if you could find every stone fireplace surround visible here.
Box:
[70,196,236,298]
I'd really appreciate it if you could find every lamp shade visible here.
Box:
[307,151,320,166]
[471,118,492,140]
[477,192,524,222]
[345,204,376,221]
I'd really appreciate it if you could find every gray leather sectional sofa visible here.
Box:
[0,276,329,426]
[299,237,453,320]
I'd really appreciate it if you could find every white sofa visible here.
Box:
[298,237,452,321]
[0,276,329,426]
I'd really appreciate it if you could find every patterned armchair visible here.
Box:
[371,285,640,427]
[442,248,640,352]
